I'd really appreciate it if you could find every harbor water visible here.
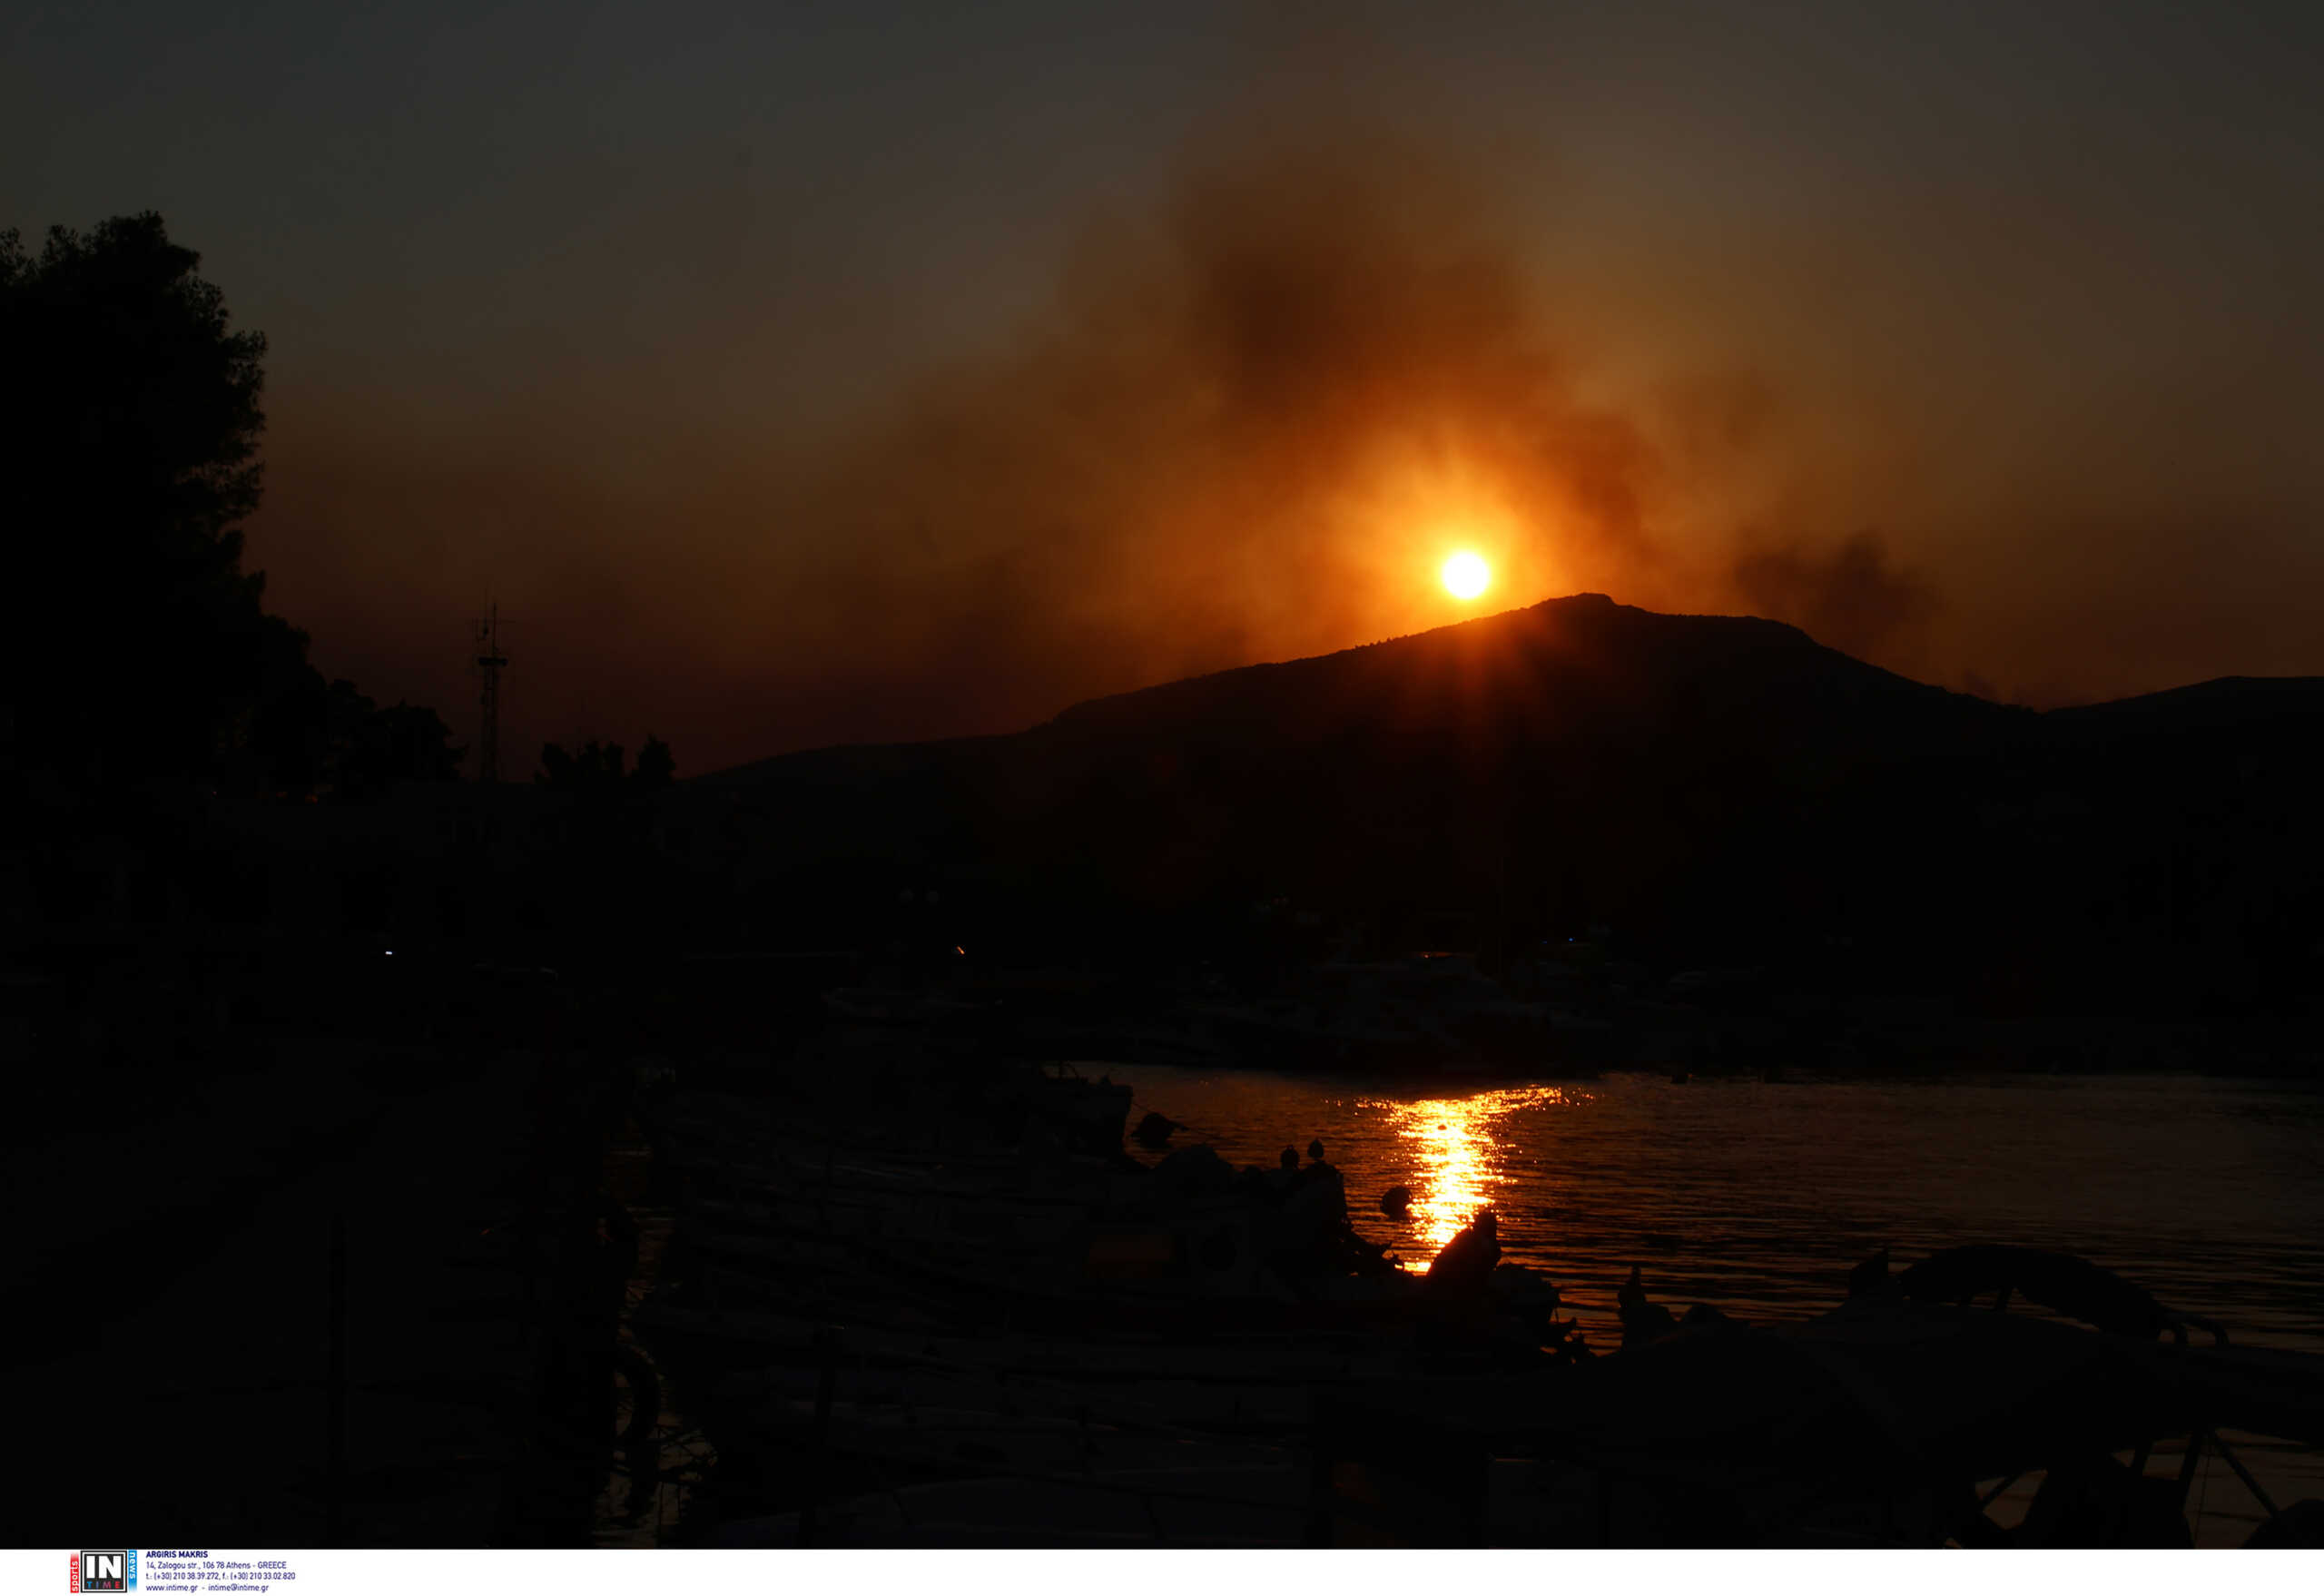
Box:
[1100,1066,2324,1355]
[1099,1066,2324,1542]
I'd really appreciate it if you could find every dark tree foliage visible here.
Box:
[257,676,464,799]
[1,212,456,794]
[2,213,273,783]
[359,700,466,790]
[633,734,675,788]
[537,739,628,790]
[537,734,674,791]
[528,734,677,962]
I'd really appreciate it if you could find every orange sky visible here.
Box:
[32,8,2291,774]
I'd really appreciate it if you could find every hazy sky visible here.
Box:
[8,1,2321,771]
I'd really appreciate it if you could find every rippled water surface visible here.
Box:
[1101,1067,2324,1355]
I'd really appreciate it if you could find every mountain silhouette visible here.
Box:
[680,596,2322,1022]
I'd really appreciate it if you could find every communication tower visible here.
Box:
[472,604,510,783]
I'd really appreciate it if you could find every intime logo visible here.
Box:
[75,1552,133,1592]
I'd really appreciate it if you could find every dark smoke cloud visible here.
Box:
[725,136,1754,755]
[1732,529,1937,664]
[261,136,1940,769]
[251,120,2322,773]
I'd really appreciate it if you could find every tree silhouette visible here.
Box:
[361,701,465,789]
[537,740,627,790]
[536,735,674,791]
[1,212,454,797]
[634,734,675,788]
[238,665,464,800]
[3,213,276,784]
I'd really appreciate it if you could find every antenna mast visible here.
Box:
[472,604,509,783]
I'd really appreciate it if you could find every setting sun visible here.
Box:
[1441,550,1491,600]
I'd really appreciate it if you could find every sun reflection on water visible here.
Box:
[1371,1085,1585,1262]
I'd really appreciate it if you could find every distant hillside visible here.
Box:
[1038,593,2001,744]
[2045,675,2324,734]
[673,596,2322,1018]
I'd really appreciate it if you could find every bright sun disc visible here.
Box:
[1441,550,1491,600]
